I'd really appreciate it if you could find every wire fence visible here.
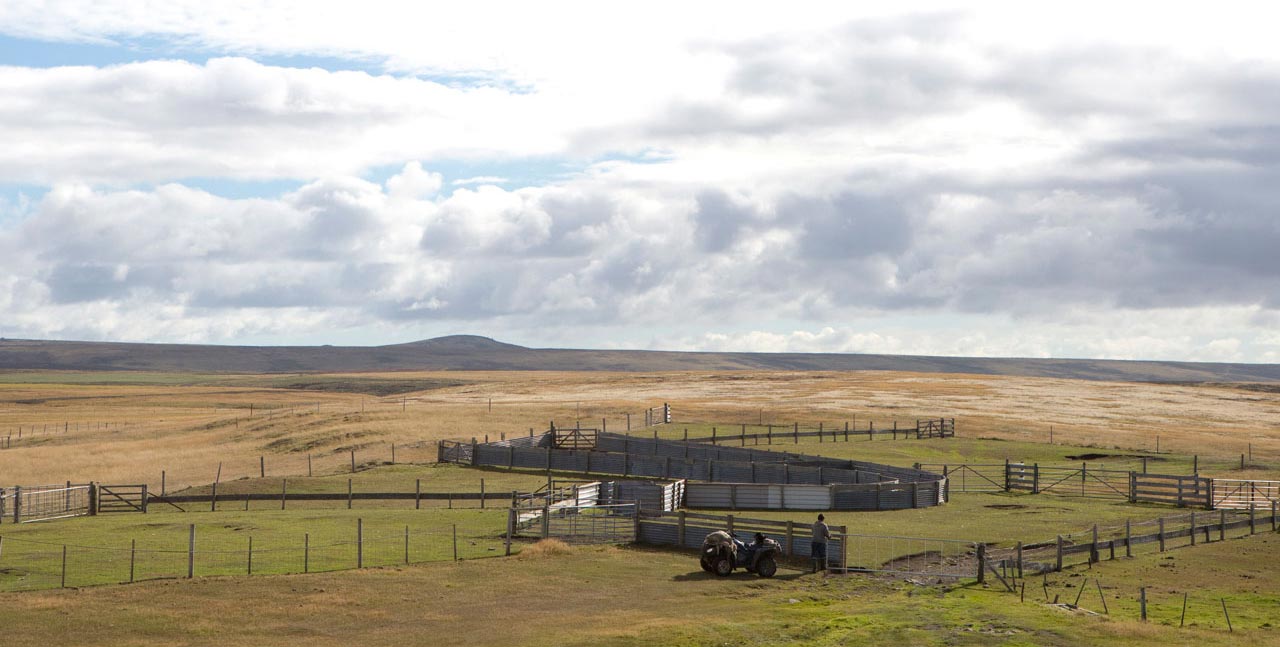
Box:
[0,516,509,592]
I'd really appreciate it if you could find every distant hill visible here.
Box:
[1,335,1278,383]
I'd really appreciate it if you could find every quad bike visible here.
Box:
[699,530,779,578]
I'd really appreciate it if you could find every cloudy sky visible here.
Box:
[1,2,1278,362]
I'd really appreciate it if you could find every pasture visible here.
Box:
[3,369,1280,645]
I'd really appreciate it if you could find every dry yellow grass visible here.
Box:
[2,370,1279,488]
[517,538,574,558]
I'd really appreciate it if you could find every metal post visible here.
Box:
[304,533,309,573]
[357,518,363,568]
[188,524,195,578]
[452,524,458,561]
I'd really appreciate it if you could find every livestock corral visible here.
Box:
[2,370,1280,646]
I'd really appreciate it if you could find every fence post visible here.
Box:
[481,479,486,509]
[348,479,353,510]
[61,545,67,588]
[1128,472,1137,503]
[281,479,287,510]
[1090,525,1099,563]
[677,510,686,547]
[351,449,357,473]
[1016,541,1023,578]
[785,520,794,557]
[1033,464,1040,494]
[304,533,310,573]
[188,524,195,578]
[13,486,20,523]
[260,455,265,478]
[1189,511,1196,546]
[1055,535,1063,572]
[1004,460,1011,491]
[129,538,136,583]
[1125,519,1132,558]
[505,508,515,556]
[541,505,550,539]
[1158,517,1166,551]
[357,518,363,568]
[726,514,735,536]
[415,479,421,510]
[248,536,253,575]
[88,483,98,516]
[1219,510,1226,541]
[976,543,986,583]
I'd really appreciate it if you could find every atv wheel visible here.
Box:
[699,557,714,573]
[713,556,734,577]
[756,556,777,578]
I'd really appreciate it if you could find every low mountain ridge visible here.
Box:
[1,335,1278,383]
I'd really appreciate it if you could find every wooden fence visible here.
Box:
[920,462,1217,508]
[683,418,954,445]
[993,507,1280,576]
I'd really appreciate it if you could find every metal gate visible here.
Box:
[97,484,149,513]
[0,484,93,523]
[1034,465,1130,499]
[514,503,637,544]
[1213,480,1280,509]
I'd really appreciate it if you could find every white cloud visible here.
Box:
[1,4,1279,361]
[452,176,508,187]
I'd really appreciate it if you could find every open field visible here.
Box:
[4,370,1280,489]
[3,368,1280,645]
[2,539,1279,646]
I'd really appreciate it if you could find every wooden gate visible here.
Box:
[97,484,149,513]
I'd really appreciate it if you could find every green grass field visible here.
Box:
[2,540,1278,646]
[0,507,510,591]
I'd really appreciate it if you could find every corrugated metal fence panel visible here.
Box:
[626,455,663,479]
[614,481,665,511]
[834,484,875,509]
[550,451,588,472]
[715,463,754,483]
[511,447,548,470]
[878,485,915,510]
[686,484,734,508]
[781,485,832,510]
[788,467,822,485]
[754,463,787,484]
[474,444,508,467]
[732,485,774,508]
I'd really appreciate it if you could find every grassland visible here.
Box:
[2,538,1279,646]
[3,369,1280,489]
[3,369,1280,645]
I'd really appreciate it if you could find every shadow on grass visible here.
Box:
[670,570,810,582]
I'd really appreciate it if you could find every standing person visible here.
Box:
[811,514,830,573]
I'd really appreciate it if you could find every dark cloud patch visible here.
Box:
[784,192,912,260]
[691,190,756,252]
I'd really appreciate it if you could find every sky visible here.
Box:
[1,1,1278,362]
